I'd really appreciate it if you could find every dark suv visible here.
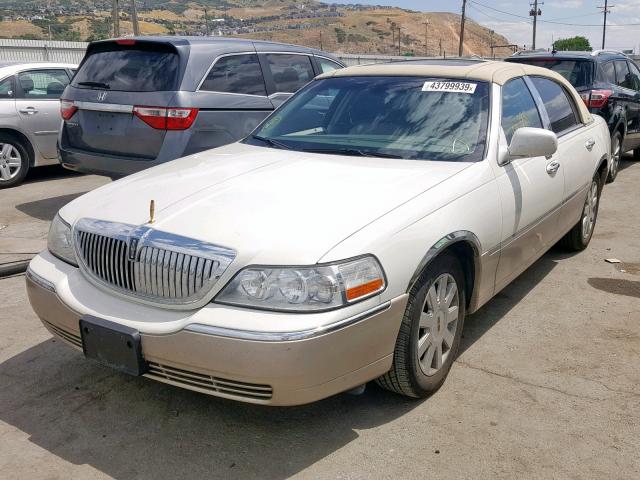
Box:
[58,37,344,178]
[505,50,640,182]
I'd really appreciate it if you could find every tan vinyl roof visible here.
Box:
[318,60,593,124]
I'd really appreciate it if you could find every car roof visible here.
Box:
[508,50,627,62]
[317,60,593,124]
[0,62,77,77]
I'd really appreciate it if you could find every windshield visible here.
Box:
[72,42,179,92]
[250,76,490,162]
[513,59,593,89]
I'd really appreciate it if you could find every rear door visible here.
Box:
[15,68,70,159]
[494,77,565,288]
[259,53,316,107]
[613,59,637,151]
[64,41,181,159]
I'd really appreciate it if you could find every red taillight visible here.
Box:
[60,99,78,120]
[580,89,613,109]
[132,106,199,130]
[115,39,136,45]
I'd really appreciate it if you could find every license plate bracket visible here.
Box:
[80,315,148,376]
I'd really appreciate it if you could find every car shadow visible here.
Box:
[23,165,84,185]
[0,249,570,480]
[15,193,88,221]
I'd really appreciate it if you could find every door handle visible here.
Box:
[19,107,38,115]
[546,160,561,175]
[585,138,596,151]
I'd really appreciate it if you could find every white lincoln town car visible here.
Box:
[26,61,610,405]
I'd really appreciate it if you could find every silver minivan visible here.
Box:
[58,37,344,179]
[0,62,76,188]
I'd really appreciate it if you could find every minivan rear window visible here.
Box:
[512,59,593,89]
[72,42,179,92]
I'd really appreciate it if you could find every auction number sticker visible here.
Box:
[422,81,477,94]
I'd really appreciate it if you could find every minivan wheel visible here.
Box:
[0,134,30,189]
[560,174,602,251]
[606,132,622,183]
[376,252,465,398]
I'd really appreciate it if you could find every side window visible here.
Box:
[0,76,14,99]
[501,78,542,143]
[265,54,314,93]
[598,61,616,84]
[200,54,267,96]
[16,69,69,99]
[614,60,632,89]
[628,62,640,91]
[316,57,342,74]
[530,77,579,134]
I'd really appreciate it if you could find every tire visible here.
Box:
[559,173,602,251]
[376,252,466,398]
[633,148,640,161]
[0,134,31,189]
[606,131,622,183]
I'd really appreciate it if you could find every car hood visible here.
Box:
[61,143,472,265]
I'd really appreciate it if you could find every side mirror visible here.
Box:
[505,127,558,162]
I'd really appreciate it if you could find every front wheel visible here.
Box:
[560,174,602,251]
[376,252,466,398]
[606,131,622,183]
[0,134,30,189]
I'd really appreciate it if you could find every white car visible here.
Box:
[26,61,610,405]
[0,62,77,188]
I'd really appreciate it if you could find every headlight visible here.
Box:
[215,255,386,312]
[47,214,77,266]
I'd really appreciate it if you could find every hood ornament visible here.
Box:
[149,199,155,224]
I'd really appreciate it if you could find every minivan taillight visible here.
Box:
[580,89,613,109]
[60,99,78,120]
[132,106,199,130]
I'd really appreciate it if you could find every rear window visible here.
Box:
[72,42,180,92]
[512,59,593,89]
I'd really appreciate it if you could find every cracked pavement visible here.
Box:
[0,162,639,479]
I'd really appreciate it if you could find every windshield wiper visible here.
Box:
[251,135,291,150]
[77,81,111,90]
[302,147,404,159]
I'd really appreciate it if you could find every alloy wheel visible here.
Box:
[611,135,621,178]
[0,143,22,182]
[417,273,460,376]
[582,180,599,241]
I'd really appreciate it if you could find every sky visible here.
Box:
[330,0,640,51]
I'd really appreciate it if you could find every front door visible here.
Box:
[15,68,70,159]
[494,77,565,288]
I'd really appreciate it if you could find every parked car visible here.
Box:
[505,49,640,182]
[0,61,76,188]
[27,61,610,405]
[58,36,344,179]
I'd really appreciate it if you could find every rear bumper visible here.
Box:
[58,144,165,178]
[26,265,407,406]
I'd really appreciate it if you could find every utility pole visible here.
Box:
[598,1,614,49]
[319,30,323,50]
[391,22,396,55]
[131,0,139,36]
[397,25,401,56]
[530,1,542,50]
[458,0,466,56]
[439,38,443,56]
[112,0,119,37]
[204,7,210,36]
[422,20,429,56]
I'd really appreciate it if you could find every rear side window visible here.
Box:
[628,62,640,90]
[16,69,70,99]
[501,78,542,143]
[72,43,179,92]
[597,61,616,84]
[316,57,342,74]
[200,54,266,96]
[614,60,632,89]
[512,59,593,89]
[0,76,14,99]
[265,54,314,93]
[530,77,579,134]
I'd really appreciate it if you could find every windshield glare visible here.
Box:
[251,76,490,162]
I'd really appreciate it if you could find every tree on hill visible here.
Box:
[553,36,592,52]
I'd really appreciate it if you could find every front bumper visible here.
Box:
[26,254,407,406]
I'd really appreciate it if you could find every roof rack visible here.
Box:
[591,49,626,56]
[512,49,547,56]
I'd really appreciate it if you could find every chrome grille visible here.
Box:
[73,218,235,307]
[146,362,273,400]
